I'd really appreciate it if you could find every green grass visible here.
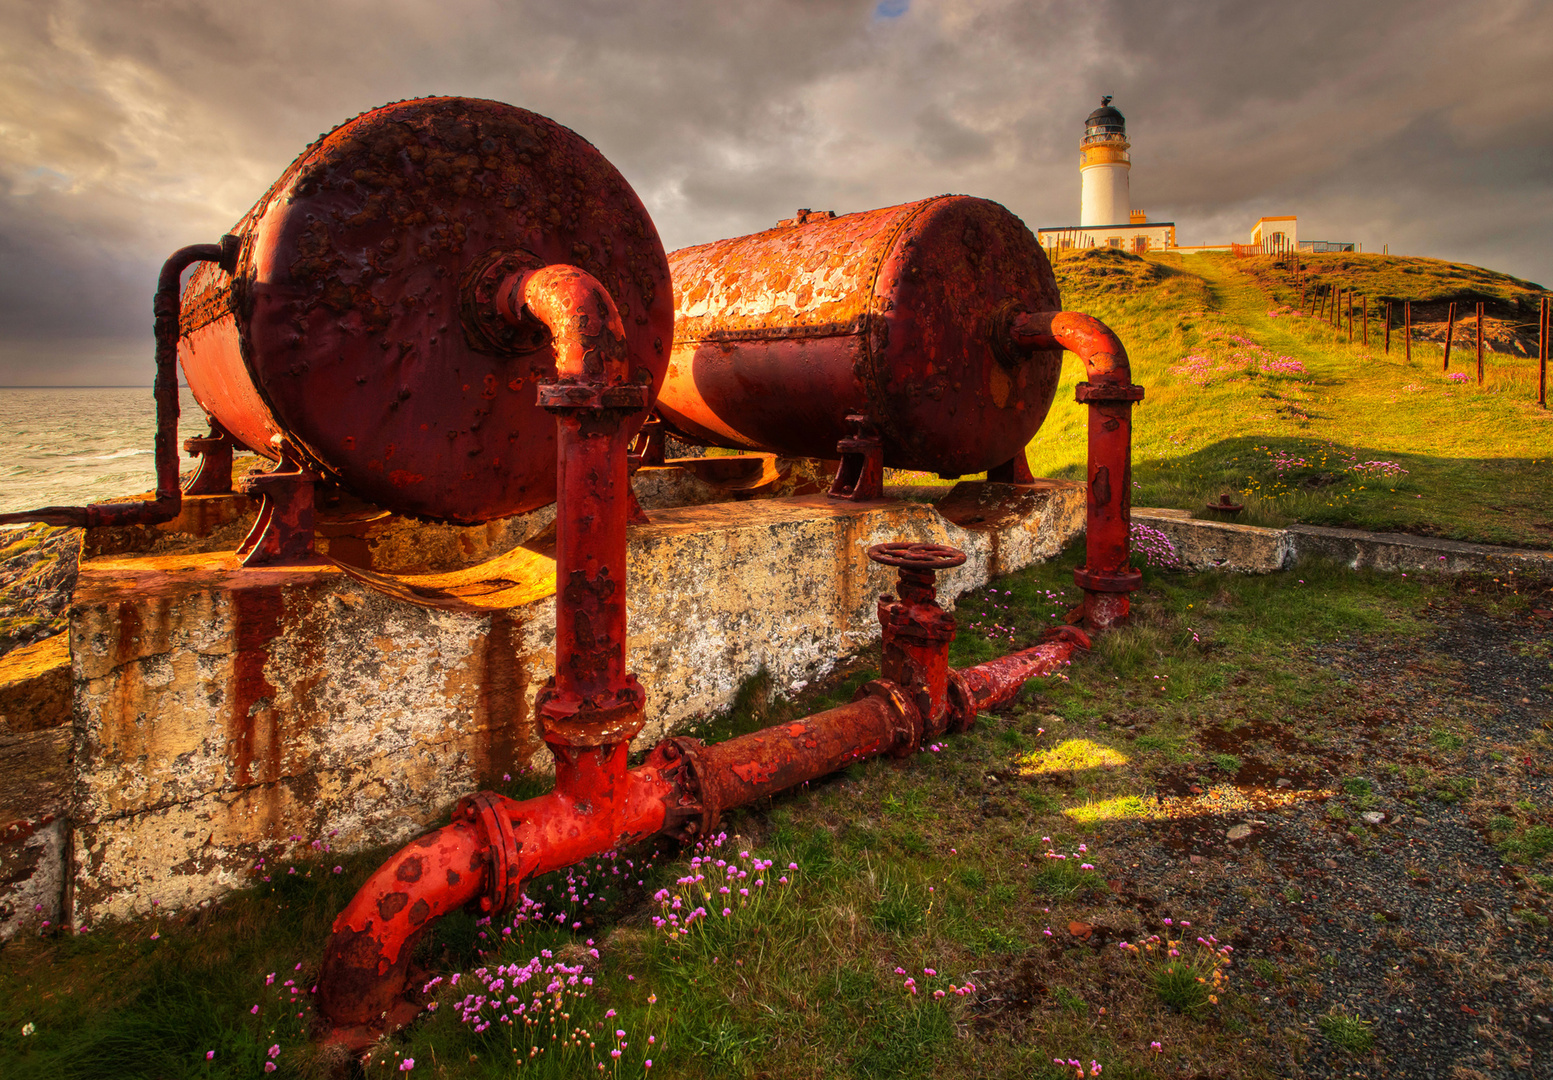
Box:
[1318,1011,1375,1055]
[1027,249,1553,548]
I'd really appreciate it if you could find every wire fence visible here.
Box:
[1277,258,1549,407]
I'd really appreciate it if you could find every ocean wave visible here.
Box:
[67,448,153,462]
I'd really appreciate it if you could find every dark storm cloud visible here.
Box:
[1,0,1549,384]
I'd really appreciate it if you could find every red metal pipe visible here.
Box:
[961,629,1091,712]
[317,548,1088,1046]
[518,265,652,748]
[1008,310,1143,630]
[316,742,691,1040]
[0,237,236,529]
[319,263,655,1045]
[316,275,1119,1048]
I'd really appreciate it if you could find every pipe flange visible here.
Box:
[854,679,923,758]
[460,249,553,356]
[454,791,520,916]
[537,382,652,412]
[652,736,716,842]
[945,669,976,734]
[536,678,647,748]
[1039,625,1093,650]
[867,542,967,572]
[1074,381,1145,404]
[1073,565,1143,593]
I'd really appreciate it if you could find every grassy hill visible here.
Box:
[1031,249,1553,549]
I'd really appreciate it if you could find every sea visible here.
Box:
[0,386,204,520]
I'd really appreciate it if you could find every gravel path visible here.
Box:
[1094,594,1552,1078]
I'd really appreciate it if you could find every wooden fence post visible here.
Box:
[1442,301,1456,371]
[1347,292,1354,343]
[1385,301,1391,354]
[1405,301,1412,364]
[1476,301,1484,386]
[1362,295,1369,346]
[1541,296,1548,407]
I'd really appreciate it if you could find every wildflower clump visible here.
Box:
[1129,522,1181,570]
[1167,330,1306,386]
[1116,924,1233,1017]
[649,832,796,956]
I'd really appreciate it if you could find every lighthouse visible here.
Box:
[1038,97,1175,254]
[1080,96,1130,227]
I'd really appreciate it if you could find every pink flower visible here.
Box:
[205,1051,215,1060]
[264,1065,276,1074]
[268,1044,280,1059]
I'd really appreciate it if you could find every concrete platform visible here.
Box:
[64,481,1083,924]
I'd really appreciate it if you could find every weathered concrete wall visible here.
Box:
[1133,509,1553,577]
[1132,508,1294,573]
[68,482,1083,925]
[70,558,549,922]
[1286,523,1553,576]
[0,635,73,939]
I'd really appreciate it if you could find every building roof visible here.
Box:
[1036,222,1175,232]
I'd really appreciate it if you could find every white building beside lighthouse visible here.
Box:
[1038,97,1176,254]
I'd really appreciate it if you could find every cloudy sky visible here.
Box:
[2,0,1549,385]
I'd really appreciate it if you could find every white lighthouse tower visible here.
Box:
[1079,96,1130,227]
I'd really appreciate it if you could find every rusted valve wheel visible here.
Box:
[867,542,967,571]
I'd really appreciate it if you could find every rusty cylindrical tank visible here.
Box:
[176,97,673,523]
[656,197,1064,477]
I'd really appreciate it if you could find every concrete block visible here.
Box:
[0,728,71,937]
[1287,524,1553,576]
[1132,509,1293,573]
[0,634,71,735]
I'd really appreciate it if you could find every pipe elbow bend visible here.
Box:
[1009,309,1133,385]
[501,264,630,383]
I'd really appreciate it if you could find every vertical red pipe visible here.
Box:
[1008,311,1143,630]
[505,266,651,748]
[318,263,655,1044]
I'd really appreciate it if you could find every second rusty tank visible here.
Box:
[656,197,1064,477]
